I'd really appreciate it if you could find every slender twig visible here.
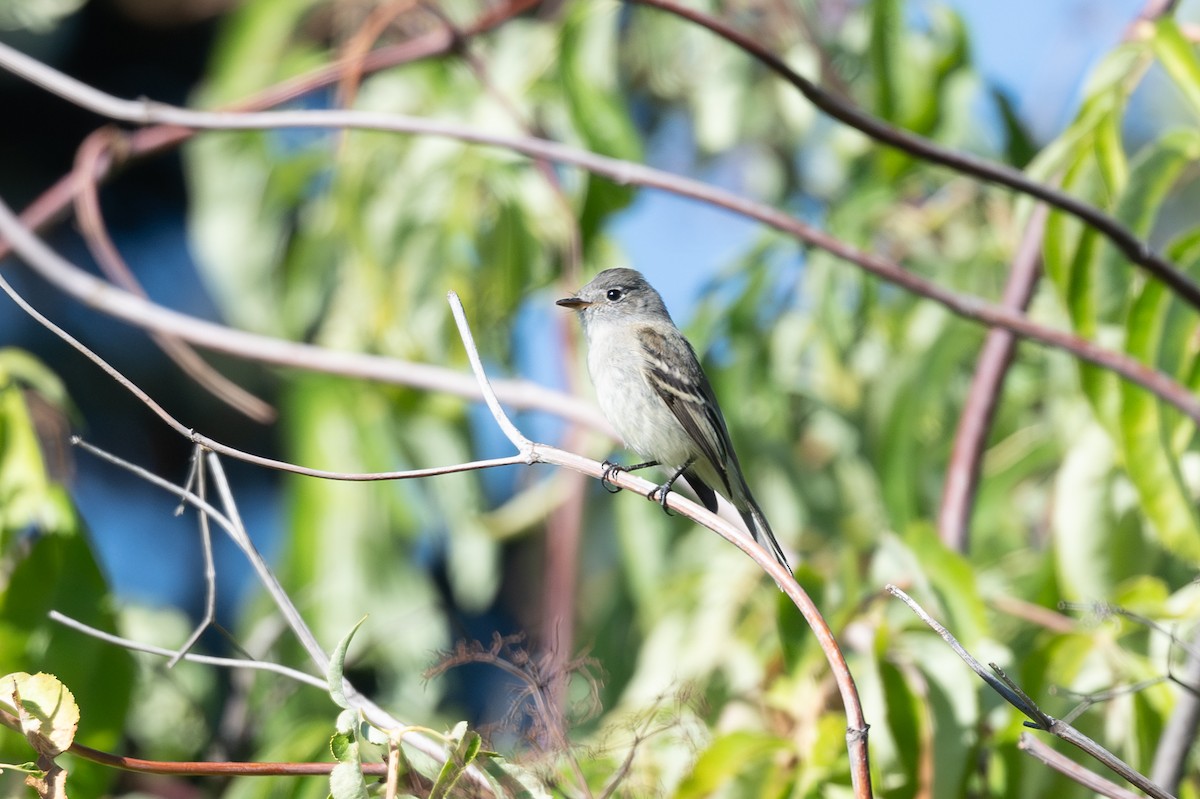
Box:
[46,611,326,689]
[446,291,530,451]
[0,264,531,482]
[1063,602,1200,662]
[1018,733,1142,799]
[71,130,275,423]
[1152,624,1200,791]
[624,0,1200,314]
[1,0,542,263]
[0,193,607,433]
[889,585,1176,799]
[67,438,497,793]
[938,203,1047,551]
[169,445,217,667]
[1056,678,1169,725]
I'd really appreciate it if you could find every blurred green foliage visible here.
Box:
[5,1,1200,797]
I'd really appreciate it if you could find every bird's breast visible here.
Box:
[585,321,696,466]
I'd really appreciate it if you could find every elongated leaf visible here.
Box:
[1116,131,1200,561]
[328,617,368,710]
[1152,18,1200,119]
[430,730,482,799]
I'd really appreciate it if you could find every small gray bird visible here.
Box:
[557,268,792,576]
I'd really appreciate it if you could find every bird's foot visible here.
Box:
[648,482,675,516]
[600,460,625,494]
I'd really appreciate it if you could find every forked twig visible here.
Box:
[888,585,1176,799]
[47,611,325,689]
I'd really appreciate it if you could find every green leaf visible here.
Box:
[0,671,80,757]
[672,732,788,799]
[1151,18,1200,120]
[0,517,134,797]
[777,565,826,671]
[327,616,368,710]
[329,709,369,799]
[428,729,483,799]
[869,0,903,124]
[1115,131,1200,561]
[559,3,640,241]
[329,759,369,799]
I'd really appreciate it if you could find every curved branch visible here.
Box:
[624,0,1200,314]
[71,130,276,423]
[447,293,873,798]
[0,105,1197,427]
[0,0,544,256]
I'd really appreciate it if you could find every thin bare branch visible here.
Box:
[46,611,326,689]
[0,192,606,433]
[889,585,1176,799]
[1152,624,1200,792]
[2,0,543,264]
[68,438,494,792]
[71,130,275,423]
[0,263,532,482]
[1,707,389,778]
[1018,733,1142,799]
[447,291,530,451]
[169,445,217,667]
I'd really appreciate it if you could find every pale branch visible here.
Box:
[625,0,1200,315]
[168,445,218,668]
[1018,733,1142,799]
[0,70,1195,429]
[888,585,1176,799]
[46,611,327,690]
[0,192,607,434]
[1152,624,1200,792]
[0,265,534,482]
[2,0,543,269]
[65,437,493,790]
[442,293,874,799]
[447,290,531,451]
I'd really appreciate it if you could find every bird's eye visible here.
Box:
[606,288,624,301]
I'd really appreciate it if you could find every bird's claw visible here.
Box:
[649,483,675,516]
[600,460,624,494]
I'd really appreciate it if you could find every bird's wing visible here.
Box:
[638,325,734,496]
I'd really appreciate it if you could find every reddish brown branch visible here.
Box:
[0,707,386,777]
[938,204,1047,551]
[71,130,276,423]
[625,0,1200,315]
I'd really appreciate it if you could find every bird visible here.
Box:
[556,268,792,576]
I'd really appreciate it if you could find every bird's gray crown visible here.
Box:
[556,268,674,323]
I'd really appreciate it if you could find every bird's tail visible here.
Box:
[738,492,793,578]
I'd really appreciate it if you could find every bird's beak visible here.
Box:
[556,297,591,309]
